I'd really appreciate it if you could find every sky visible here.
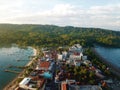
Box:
[0,0,120,30]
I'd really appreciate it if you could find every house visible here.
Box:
[51,50,57,59]
[81,56,87,60]
[68,85,102,90]
[36,61,50,71]
[69,44,83,53]
[36,61,55,77]
[19,77,46,90]
[61,79,102,90]
[104,79,113,84]
[58,54,63,61]
[57,51,68,61]
[41,48,48,51]
[62,51,68,61]
[69,54,82,60]
[83,60,92,66]
[19,77,31,89]
[43,51,50,58]
[74,60,82,66]
[61,80,76,90]
[66,79,76,85]
[61,81,68,90]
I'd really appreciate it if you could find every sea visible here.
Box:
[0,46,34,89]
[95,46,120,68]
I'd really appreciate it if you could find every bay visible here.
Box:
[0,46,34,89]
[95,46,120,68]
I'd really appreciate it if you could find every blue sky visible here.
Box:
[0,0,120,30]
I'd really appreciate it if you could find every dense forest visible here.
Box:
[0,24,120,47]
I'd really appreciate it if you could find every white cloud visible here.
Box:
[0,2,120,30]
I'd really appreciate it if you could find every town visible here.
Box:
[13,44,119,90]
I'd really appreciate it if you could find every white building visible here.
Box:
[83,60,92,66]
[19,77,46,90]
[69,52,83,60]
[69,44,83,53]
[57,54,63,61]
[19,77,34,90]
[82,55,87,60]
[74,60,82,66]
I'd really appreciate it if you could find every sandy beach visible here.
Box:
[3,47,37,90]
[92,48,120,78]
[26,47,37,66]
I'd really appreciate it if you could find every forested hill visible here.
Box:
[0,24,120,47]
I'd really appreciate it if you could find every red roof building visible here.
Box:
[40,61,50,69]
[61,81,68,90]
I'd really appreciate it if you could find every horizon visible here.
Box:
[0,23,119,32]
[0,0,120,31]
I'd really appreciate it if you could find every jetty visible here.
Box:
[4,69,20,74]
[17,59,30,61]
[7,65,26,69]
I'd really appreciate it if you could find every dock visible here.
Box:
[7,65,26,69]
[4,69,20,74]
[17,59,30,61]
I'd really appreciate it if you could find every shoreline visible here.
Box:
[26,47,37,67]
[92,47,120,78]
[3,47,38,90]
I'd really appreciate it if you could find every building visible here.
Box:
[82,56,87,60]
[36,61,50,70]
[61,81,68,90]
[61,79,102,90]
[19,77,46,90]
[68,85,102,90]
[35,61,55,80]
[36,61,54,72]
[83,60,92,66]
[74,60,82,66]
[19,77,31,89]
[58,54,63,61]
[69,44,83,53]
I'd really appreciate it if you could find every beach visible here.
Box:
[3,47,37,90]
[92,48,120,78]
[26,47,37,66]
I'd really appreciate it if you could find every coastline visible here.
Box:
[26,47,37,67]
[92,47,120,78]
[3,47,38,90]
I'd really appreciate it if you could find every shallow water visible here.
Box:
[0,46,34,89]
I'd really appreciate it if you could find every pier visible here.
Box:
[7,65,27,69]
[17,59,30,61]
[4,69,20,74]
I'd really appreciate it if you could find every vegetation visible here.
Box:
[56,48,112,85]
[0,24,120,47]
[84,48,112,77]
[57,63,99,85]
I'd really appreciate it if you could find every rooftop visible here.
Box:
[68,85,102,90]
[39,61,50,69]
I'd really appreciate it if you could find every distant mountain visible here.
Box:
[0,24,120,47]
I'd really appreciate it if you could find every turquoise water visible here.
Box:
[0,46,34,89]
[95,46,120,68]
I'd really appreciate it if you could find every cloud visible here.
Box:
[1,3,120,30]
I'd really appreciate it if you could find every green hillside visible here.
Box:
[0,24,120,47]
